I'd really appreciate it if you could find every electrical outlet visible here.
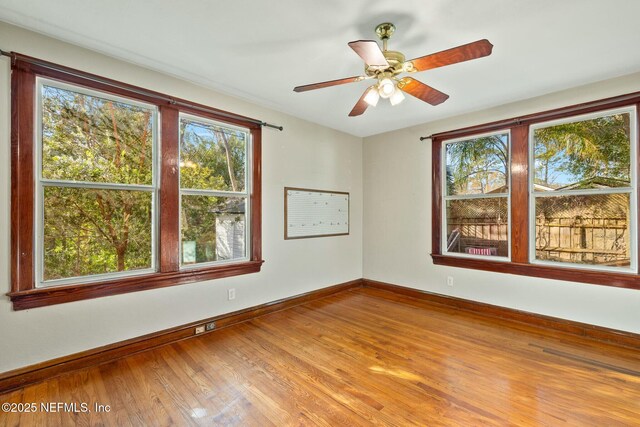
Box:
[194,325,205,334]
[205,321,216,331]
[228,288,236,301]
[446,276,454,287]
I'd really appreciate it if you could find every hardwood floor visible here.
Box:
[2,287,640,426]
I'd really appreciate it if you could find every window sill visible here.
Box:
[431,254,640,290]
[8,260,264,310]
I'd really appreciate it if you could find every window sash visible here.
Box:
[529,190,636,273]
[179,112,250,194]
[179,195,250,269]
[442,195,511,261]
[35,77,159,287]
[442,130,512,261]
[530,107,635,194]
[528,106,637,273]
[38,78,158,186]
[444,131,511,197]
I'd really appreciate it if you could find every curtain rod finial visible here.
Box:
[262,122,283,131]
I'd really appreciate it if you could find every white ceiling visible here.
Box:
[1,0,639,137]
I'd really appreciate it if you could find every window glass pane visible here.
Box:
[445,198,509,257]
[181,195,246,265]
[180,117,247,192]
[43,187,153,281]
[41,84,154,185]
[445,133,509,196]
[534,193,631,268]
[533,112,631,191]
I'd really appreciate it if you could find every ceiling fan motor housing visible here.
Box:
[365,50,407,77]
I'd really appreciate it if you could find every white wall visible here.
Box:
[0,23,363,372]
[363,73,640,334]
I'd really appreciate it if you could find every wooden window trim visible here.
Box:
[431,91,640,290]
[9,55,263,310]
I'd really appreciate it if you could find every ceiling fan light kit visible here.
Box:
[363,86,380,107]
[378,77,396,98]
[293,22,494,117]
[389,87,405,106]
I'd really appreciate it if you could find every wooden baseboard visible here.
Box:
[0,279,363,394]
[4,277,638,394]
[363,279,640,349]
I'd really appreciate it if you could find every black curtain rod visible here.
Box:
[419,91,640,142]
[419,118,521,141]
[0,49,284,131]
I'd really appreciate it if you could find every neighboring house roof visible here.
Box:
[215,197,245,215]
[458,176,630,198]
[555,176,630,191]
[532,183,556,192]
[485,177,630,194]
[485,186,506,194]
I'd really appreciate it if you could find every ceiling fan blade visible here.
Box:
[293,75,366,92]
[398,77,449,105]
[408,39,493,72]
[349,89,371,117]
[348,40,389,67]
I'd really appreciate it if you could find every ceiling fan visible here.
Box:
[293,23,493,117]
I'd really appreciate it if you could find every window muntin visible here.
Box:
[179,114,250,267]
[36,78,158,287]
[443,131,511,259]
[529,107,637,272]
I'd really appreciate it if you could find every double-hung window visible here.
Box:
[37,79,158,286]
[179,114,250,266]
[443,132,510,259]
[9,54,263,310]
[431,93,640,290]
[530,107,636,272]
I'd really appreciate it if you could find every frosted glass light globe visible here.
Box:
[364,86,380,106]
[389,88,405,106]
[378,78,395,98]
